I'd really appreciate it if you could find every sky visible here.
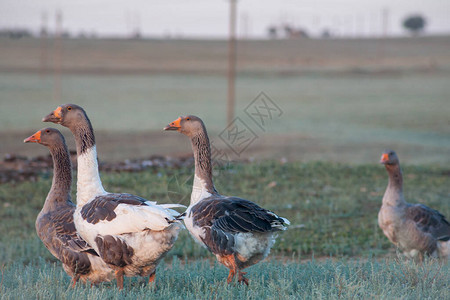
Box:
[1,0,449,38]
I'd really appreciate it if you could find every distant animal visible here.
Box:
[378,150,450,261]
[164,115,289,285]
[43,104,185,289]
[24,128,114,286]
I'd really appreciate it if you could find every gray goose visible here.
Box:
[164,116,289,285]
[43,104,185,290]
[24,128,114,286]
[378,150,450,261]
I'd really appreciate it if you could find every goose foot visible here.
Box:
[238,271,249,286]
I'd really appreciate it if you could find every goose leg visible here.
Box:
[238,271,249,286]
[148,271,156,285]
[418,252,424,264]
[218,254,237,284]
[225,256,237,284]
[115,269,124,290]
[227,269,236,284]
[71,275,80,288]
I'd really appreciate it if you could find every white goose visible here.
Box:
[164,115,289,285]
[43,104,185,289]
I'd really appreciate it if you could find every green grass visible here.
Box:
[0,162,449,298]
[1,256,448,299]
[1,162,449,262]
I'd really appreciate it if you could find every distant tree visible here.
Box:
[61,31,71,38]
[0,29,32,39]
[283,25,293,38]
[40,27,48,38]
[321,29,331,38]
[403,15,426,35]
[267,26,277,39]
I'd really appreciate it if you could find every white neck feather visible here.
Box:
[190,174,212,206]
[76,145,106,206]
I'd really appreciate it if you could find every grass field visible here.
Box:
[1,162,449,298]
[2,257,448,299]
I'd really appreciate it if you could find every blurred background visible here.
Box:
[1,0,449,165]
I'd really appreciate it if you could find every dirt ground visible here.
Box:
[1,36,449,75]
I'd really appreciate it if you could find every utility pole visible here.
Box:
[378,8,389,62]
[227,0,237,125]
[40,11,48,75]
[382,8,389,37]
[240,12,248,39]
[53,10,62,103]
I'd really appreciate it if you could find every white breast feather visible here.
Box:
[190,174,212,205]
[76,146,107,205]
[184,208,207,248]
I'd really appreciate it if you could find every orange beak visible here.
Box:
[42,106,62,123]
[380,153,389,164]
[24,130,41,143]
[164,117,182,131]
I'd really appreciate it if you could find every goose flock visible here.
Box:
[24,104,449,289]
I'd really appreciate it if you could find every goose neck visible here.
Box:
[68,116,105,205]
[44,143,72,211]
[383,164,405,206]
[189,129,217,205]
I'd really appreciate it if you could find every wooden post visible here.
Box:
[227,0,237,125]
[53,10,62,103]
[40,11,48,76]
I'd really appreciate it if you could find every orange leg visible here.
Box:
[115,269,124,290]
[218,254,238,284]
[238,271,249,286]
[148,271,156,285]
[71,274,80,288]
[227,269,236,284]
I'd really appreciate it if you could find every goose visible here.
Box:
[42,104,185,289]
[24,128,114,286]
[378,150,450,261]
[164,115,289,285]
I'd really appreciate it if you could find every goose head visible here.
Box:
[380,150,399,165]
[24,127,65,147]
[164,115,205,138]
[42,104,87,127]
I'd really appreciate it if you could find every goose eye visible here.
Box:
[67,106,72,111]
[186,118,190,121]
[46,130,50,133]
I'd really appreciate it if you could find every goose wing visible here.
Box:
[50,205,96,253]
[80,193,185,235]
[37,206,97,275]
[191,196,289,254]
[406,204,450,241]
